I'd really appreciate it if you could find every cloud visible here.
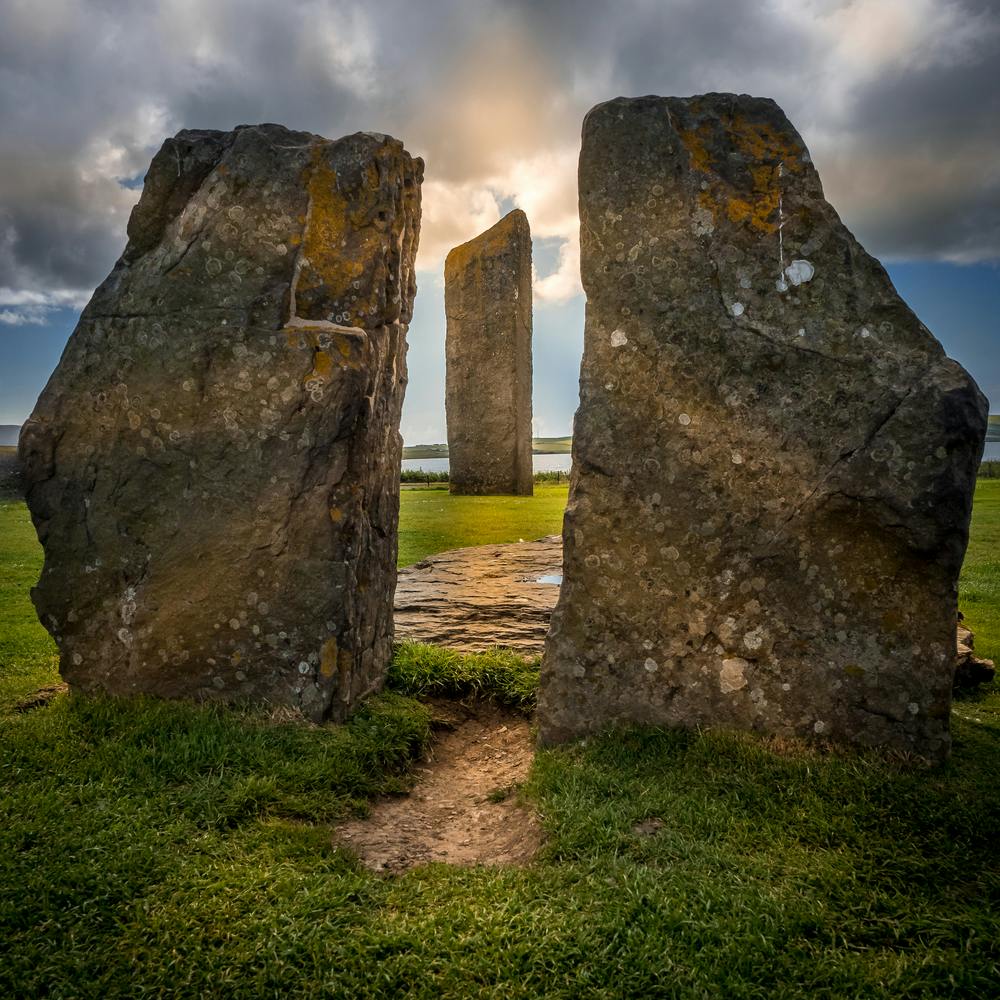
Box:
[0,0,997,311]
[0,286,91,325]
[416,181,502,272]
[533,234,581,305]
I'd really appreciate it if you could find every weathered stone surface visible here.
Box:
[955,617,995,689]
[539,95,988,760]
[19,124,422,721]
[445,210,533,495]
[394,536,562,654]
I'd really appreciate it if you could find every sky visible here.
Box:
[1,0,998,442]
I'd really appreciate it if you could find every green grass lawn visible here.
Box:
[397,483,568,566]
[1,483,999,997]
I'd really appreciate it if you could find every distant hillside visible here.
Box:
[0,425,20,447]
[988,415,1000,442]
[402,436,573,459]
[532,436,572,454]
[402,442,449,460]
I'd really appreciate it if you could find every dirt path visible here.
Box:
[336,700,543,872]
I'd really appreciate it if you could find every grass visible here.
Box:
[1,480,999,996]
[390,641,539,710]
[959,478,1000,663]
[397,483,568,566]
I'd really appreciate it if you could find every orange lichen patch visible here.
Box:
[307,350,333,383]
[231,651,242,666]
[678,123,714,174]
[682,112,803,235]
[445,212,527,275]
[296,147,367,318]
[843,664,865,679]
[329,506,344,523]
[726,198,753,225]
[320,638,338,678]
[729,119,803,173]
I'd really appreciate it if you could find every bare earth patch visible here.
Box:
[337,699,543,871]
[14,683,68,713]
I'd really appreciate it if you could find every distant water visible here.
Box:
[402,454,572,474]
[404,445,1000,472]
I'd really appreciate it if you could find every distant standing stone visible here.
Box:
[538,95,988,761]
[445,210,533,495]
[19,124,423,722]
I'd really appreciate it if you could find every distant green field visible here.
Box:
[402,436,573,459]
[397,483,568,566]
[401,442,449,459]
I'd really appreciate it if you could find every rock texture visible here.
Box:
[955,617,995,689]
[394,536,562,654]
[445,210,533,495]
[539,95,988,760]
[19,124,422,721]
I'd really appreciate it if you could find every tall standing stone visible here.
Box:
[445,209,533,495]
[538,95,987,760]
[19,124,422,722]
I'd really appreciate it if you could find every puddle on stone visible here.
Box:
[535,574,563,585]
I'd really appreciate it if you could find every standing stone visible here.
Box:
[19,124,422,722]
[539,95,987,760]
[445,209,533,495]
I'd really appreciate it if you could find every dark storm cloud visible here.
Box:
[1,0,998,310]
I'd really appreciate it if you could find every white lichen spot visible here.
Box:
[731,452,743,465]
[644,658,658,673]
[228,618,241,630]
[742,626,766,652]
[784,259,815,286]
[678,413,691,426]
[908,702,919,715]
[719,658,749,693]
[297,661,311,675]
[858,326,872,339]
[730,302,745,317]
[692,205,714,236]
[72,652,83,665]
[813,720,827,734]
[775,277,789,292]
[610,329,628,348]
[797,328,806,337]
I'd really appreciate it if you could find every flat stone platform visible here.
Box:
[393,536,562,656]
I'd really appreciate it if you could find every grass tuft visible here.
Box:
[389,641,539,711]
